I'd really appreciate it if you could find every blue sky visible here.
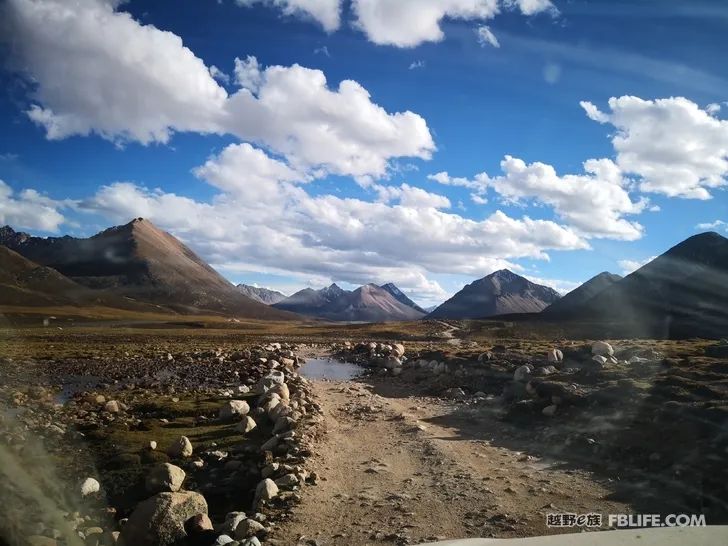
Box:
[1,0,727,306]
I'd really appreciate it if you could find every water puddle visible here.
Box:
[299,356,363,381]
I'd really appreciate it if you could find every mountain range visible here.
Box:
[2,218,727,336]
[273,283,426,322]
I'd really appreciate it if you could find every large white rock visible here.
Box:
[146,463,186,494]
[219,400,251,420]
[592,341,614,357]
[167,436,193,458]
[391,343,405,357]
[80,477,100,497]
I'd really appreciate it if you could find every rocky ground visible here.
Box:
[1,325,727,546]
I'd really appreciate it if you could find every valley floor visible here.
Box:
[273,376,628,545]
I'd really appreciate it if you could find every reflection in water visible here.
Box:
[299,356,362,381]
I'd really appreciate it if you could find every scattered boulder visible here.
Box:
[80,477,100,497]
[104,400,121,413]
[591,341,614,357]
[234,518,265,539]
[542,405,558,417]
[546,349,563,363]
[120,491,208,546]
[235,416,257,434]
[254,478,278,506]
[167,436,193,458]
[391,343,405,357]
[219,400,250,421]
[513,364,533,382]
[146,463,186,494]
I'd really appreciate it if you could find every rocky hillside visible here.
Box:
[0,219,295,319]
[427,269,560,319]
[236,284,287,305]
[542,272,622,317]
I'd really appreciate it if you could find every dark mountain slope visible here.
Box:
[427,269,560,319]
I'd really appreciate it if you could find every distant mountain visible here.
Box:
[569,232,728,338]
[542,272,622,317]
[379,283,426,313]
[274,282,425,322]
[427,269,561,319]
[424,305,440,313]
[237,284,287,305]
[273,283,347,315]
[0,219,295,319]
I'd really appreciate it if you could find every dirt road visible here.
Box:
[273,376,629,545]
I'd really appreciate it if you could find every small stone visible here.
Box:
[542,405,557,417]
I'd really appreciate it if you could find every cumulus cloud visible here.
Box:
[3,0,228,145]
[618,256,657,275]
[4,0,435,181]
[581,96,728,199]
[224,58,435,178]
[192,143,306,202]
[430,156,648,240]
[77,143,588,302]
[351,0,555,48]
[234,0,342,32]
[0,180,68,232]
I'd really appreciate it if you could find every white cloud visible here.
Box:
[409,60,426,70]
[696,220,728,232]
[233,56,263,93]
[224,58,436,178]
[351,0,554,48]
[581,96,728,199]
[77,143,589,302]
[476,25,500,48]
[4,1,435,181]
[192,143,305,202]
[431,156,647,240]
[4,0,228,145]
[507,0,557,16]
[209,65,231,85]
[0,180,67,232]
[234,0,342,31]
[707,103,722,115]
[618,256,657,275]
